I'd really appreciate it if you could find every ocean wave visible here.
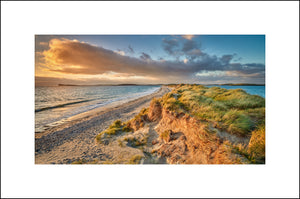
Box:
[35,99,94,113]
[35,85,161,132]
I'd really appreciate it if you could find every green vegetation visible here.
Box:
[124,135,148,147]
[71,159,88,164]
[128,155,143,164]
[151,97,161,104]
[159,84,265,137]
[95,119,132,143]
[101,160,114,164]
[228,143,255,163]
[160,130,171,142]
[96,84,265,164]
[122,122,133,132]
[227,125,265,164]
[118,139,125,147]
[133,107,149,121]
[160,92,187,113]
[247,125,265,163]
[152,84,265,163]
[71,159,98,164]
[126,107,149,130]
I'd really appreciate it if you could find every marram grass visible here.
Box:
[159,84,265,137]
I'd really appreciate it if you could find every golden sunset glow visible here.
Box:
[35,35,265,86]
[181,35,195,40]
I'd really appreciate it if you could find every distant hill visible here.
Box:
[58,84,78,86]
[219,83,265,86]
[201,83,265,86]
[58,83,265,87]
[58,83,162,86]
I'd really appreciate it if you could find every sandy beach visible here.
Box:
[35,86,171,164]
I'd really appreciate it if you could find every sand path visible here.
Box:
[35,86,171,164]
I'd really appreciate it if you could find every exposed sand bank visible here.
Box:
[35,86,172,164]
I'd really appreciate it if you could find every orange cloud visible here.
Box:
[182,35,195,40]
[36,38,264,86]
[41,38,192,79]
[39,42,48,46]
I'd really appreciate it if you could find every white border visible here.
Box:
[1,1,299,198]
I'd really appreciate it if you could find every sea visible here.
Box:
[35,84,265,133]
[206,85,265,98]
[35,85,160,133]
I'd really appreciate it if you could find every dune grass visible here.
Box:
[71,159,98,164]
[125,107,149,130]
[247,125,265,163]
[124,135,148,147]
[160,130,171,142]
[95,119,132,143]
[228,125,265,163]
[97,84,265,164]
[128,155,143,164]
[157,84,265,163]
[160,84,265,137]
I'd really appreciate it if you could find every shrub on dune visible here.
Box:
[95,119,132,143]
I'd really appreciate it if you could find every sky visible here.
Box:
[35,35,265,86]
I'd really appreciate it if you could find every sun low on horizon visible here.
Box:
[35,35,265,86]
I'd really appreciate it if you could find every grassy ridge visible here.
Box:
[159,84,265,137]
[158,84,265,163]
[95,84,265,163]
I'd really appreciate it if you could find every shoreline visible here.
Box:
[35,86,161,134]
[35,86,172,164]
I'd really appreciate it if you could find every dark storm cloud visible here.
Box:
[240,63,265,74]
[140,52,152,60]
[162,38,180,55]
[220,54,234,64]
[233,57,243,62]
[128,45,134,53]
[160,36,264,79]
[182,40,198,53]
[163,36,205,61]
